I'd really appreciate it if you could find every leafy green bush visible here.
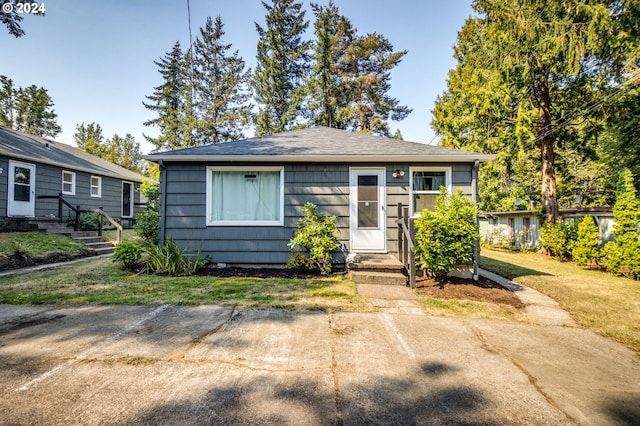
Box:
[414,189,479,280]
[288,203,340,275]
[112,241,143,271]
[134,180,160,244]
[142,238,208,276]
[65,212,105,231]
[539,221,577,259]
[603,169,640,279]
[572,216,602,267]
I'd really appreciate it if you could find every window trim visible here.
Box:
[205,166,285,227]
[62,170,76,195]
[90,175,102,198]
[409,166,452,216]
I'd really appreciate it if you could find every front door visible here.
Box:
[8,161,36,217]
[350,168,386,252]
[122,182,133,218]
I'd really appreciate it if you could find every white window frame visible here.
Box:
[62,170,76,195]
[410,166,451,216]
[206,166,285,227]
[90,176,102,198]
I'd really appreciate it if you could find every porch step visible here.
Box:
[350,270,407,286]
[24,219,115,255]
[347,254,407,286]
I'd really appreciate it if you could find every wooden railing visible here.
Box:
[94,208,122,244]
[37,193,122,244]
[396,203,417,289]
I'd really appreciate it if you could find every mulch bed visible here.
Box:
[415,275,525,308]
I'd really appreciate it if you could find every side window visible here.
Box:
[410,167,451,215]
[62,171,76,195]
[91,176,102,197]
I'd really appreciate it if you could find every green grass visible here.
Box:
[0,257,371,312]
[0,232,82,255]
[481,247,640,353]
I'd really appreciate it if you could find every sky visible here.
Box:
[2,0,474,154]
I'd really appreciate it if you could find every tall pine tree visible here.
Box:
[193,16,253,144]
[253,0,311,135]
[143,41,193,152]
[13,84,61,137]
[74,122,105,157]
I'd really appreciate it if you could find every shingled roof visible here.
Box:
[145,126,494,163]
[0,126,145,182]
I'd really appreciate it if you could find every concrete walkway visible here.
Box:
[1,303,638,425]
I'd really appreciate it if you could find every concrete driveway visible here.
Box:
[0,303,639,425]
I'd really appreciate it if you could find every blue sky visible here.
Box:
[3,0,473,153]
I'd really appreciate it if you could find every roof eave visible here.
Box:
[144,154,497,163]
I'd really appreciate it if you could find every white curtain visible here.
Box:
[211,170,280,222]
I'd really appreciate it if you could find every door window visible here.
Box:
[357,175,379,228]
[13,166,31,201]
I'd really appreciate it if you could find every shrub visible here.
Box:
[112,241,143,271]
[603,169,640,279]
[572,216,602,267]
[539,221,577,259]
[142,238,208,276]
[414,189,479,281]
[65,212,105,231]
[134,180,160,244]
[288,203,340,275]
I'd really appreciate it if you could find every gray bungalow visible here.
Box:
[0,126,145,223]
[145,126,494,265]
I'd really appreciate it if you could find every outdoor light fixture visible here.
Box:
[392,170,405,178]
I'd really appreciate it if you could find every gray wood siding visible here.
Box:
[0,156,8,217]
[161,161,475,265]
[0,155,141,223]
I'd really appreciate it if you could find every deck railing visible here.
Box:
[36,193,122,243]
[396,203,417,289]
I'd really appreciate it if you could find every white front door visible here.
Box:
[350,168,386,252]
[8,161,36,217]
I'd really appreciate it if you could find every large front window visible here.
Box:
[206,166,284,226]
[410,167,451,215]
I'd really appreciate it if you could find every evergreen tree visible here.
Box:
[143,41,193,151]
[73,122,105,157]
[193,16,253,144]
[253,0,311,135]
[604,169,640,279]
[338,31,412,136]
[432,0,639,221]
[572,216,602,267]
[0,76,16,127]
[393,129,403,140]
[14,84,61,137]
[305,1,351,128]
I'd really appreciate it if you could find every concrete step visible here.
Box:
[350,271,407,286]
[74,236,108,244]
[347,254,404,274]
[90,246,115,255]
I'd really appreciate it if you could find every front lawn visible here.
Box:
[481,247,640,353]
[0,232,82,255]
[0,257,372,312]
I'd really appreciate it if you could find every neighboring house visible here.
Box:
[145,126,494,266]
[0,126,146,224]
[479,207,614,250]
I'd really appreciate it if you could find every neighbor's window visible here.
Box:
[410,167,451,215]
[62,171,76,195]
[90,176,102,197]
[206,166,284,226]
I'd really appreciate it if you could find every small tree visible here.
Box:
[414,189,479,280]
[572,216,602,267]
[288,203,340,275]
[134,180,160,245]
[604,169,640,279]
[539,221,578,260]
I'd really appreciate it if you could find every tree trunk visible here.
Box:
[537,78,559,223]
